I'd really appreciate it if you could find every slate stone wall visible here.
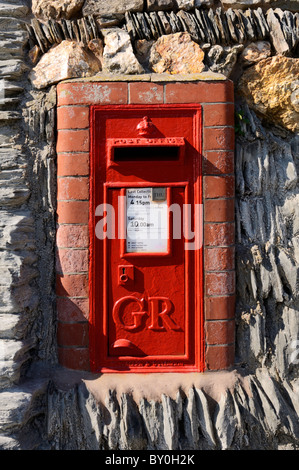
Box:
[0,0,298,451]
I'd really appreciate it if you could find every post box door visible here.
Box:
[107,185,186,358]
[90,104,203,372]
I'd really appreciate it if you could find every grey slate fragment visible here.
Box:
[136,13,152,40]
[169,11,182,33]
[214,7,230,45]
[146,0,175,11]
[239,9,255,42]
[31,19,48,53]
[281,10,297,49]
[208,9,221,43]
[245,9,258,41]
[234,9,247,43]
[49,19,63,43]
[71,19,81,42]
[177,10,200,42]
[60,19,71,40]
[200,9,216,44]
[252,8,267,39]
[88,15,100,39]
[125,11,137,40]
[165,11,178,33]
[144,11,159,38]
[149,11,164,37]
[25,23,36,49]
[225,9,238,43]
[266,8,290,55]
[193,10,206,42]
[65,19,75,40]
[41,22,54,45]
[194,9,209,43]
[157,11,172,34]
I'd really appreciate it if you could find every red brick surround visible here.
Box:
[56,78,235,372]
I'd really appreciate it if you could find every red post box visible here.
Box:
[56,79,235,374]
[89,104,204,372]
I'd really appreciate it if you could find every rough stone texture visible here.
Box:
[234,103,299,377]
[32,0,84,20]
[238,56,299,133]
[266,9,291,55]
[29,40,101,89]
[240,41,271,65]
[149,32,205,74]
[22,367,299,450]
[102,28,144,74]
[82,0,144,16]
[146,0,175,10]
[206,44,243,77]
[220,0,299,11]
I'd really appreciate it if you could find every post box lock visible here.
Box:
[118,265,134,286]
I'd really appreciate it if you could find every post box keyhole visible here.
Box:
[118,265,134,286]
[120,268,128,283]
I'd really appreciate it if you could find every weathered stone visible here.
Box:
[240,41,271,65]
[31,18,49,53]
[32,0,84,20]
[0,2,29,18]
[83,0,144,16]
[0,59,28,79]
[135,39,154,70]
[208,9,221,43]
[214,7,231,44]
[245,8,258,41]
[201,9,217,44]
[88,15,100,38]
[238,56,299,132]
[146,0,175,10]
[48,19,64,43]
[168,11,182,34]
[225,9,239,42]
[266,9,291,55]
[192,10,207,42]
[254,7,269,38]
[29,40,101,89]
[88,38,103,63]
[149,11,165,37]
[239,9,255,41]
[175,0,195,9]
[125,11,138,40]
[194,0,214,6]
[206,44,243,77]
[131,12,146,39]
[136,12,152,40]
[157,11,172,35]
[290,81,299,113]
[149,32,205,74]
[276,9,298,50]
[96,14,124,28]
[194,9,212,43]
[177,10,200,42]
[234,9,247,43]
[102,28,144,75]
[220,0,262,8]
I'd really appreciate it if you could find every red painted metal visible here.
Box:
[89,104,204,373]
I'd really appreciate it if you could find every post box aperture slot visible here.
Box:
[120,187,171,257]
[114,146,179,161]
[107,138,185,167]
